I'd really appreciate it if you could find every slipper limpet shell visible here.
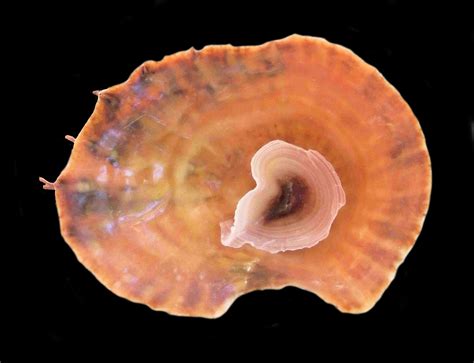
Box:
[42,35,431,317]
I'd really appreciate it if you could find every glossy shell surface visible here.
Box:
[52,35,431,317]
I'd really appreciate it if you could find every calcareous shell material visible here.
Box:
[48,35,431,318]
[220,140,346,253]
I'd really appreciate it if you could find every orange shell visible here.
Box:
[51,35,431,317]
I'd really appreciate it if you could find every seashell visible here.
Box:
[220,140,346,253]
[41,35,431,318]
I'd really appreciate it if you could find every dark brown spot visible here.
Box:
[87,128,125,166]
[65,225,78,238]
[259,57,284,76]
[88,137,121,167]
[63,224,93,244]
[246,264,285,290]
[107,155,119,168]
[55,178,67,186]
[390,140,406,159]
[204,84,215,94]
[171,88,186,96]
[69,188,110,215]
[182,63,203,88]
[125,117,143,133]
[390,136,418,159]
[264,177,308,222]
[100,92,120,113]
[88,140,98,155]
[153,67,184,98]
[263,59,274,71]
[139,64,153,84]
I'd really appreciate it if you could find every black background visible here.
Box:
[8,0,473,360]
